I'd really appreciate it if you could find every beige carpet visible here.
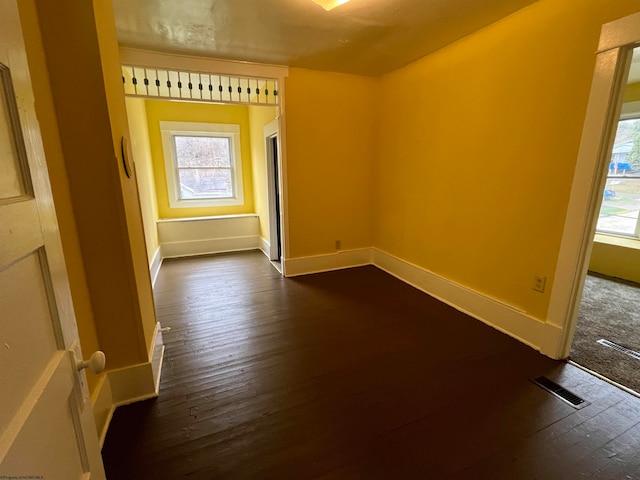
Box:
[570,272,640,394]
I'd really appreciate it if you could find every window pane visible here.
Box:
[597,177,640,235]
[174,136,231,168]
[609,118,640,174]
[178,168,233,199]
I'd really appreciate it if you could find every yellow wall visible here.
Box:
[94,1,158,358]
[126,98,160,263]
[249,106,278,240]
[284,68,377,258]
[93,0,158,361]
[18,0,101,392]
[20,0,640,400]
[375,0,640,321]
[624,82,640,103]
[590,235,640,283]
[146,100,255,219]
[32,0,156,370]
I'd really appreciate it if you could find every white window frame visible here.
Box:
[160,121,244,208]
[596,121,640,238]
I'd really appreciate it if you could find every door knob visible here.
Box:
[76,350,106,374]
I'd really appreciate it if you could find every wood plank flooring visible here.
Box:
[102,251,640,479]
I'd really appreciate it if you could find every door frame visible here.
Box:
[547,11,640,359]
[264,118,283,262]
[118,48,292,274]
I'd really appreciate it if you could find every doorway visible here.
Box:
[265,118,283,264]
[570,45,640,393]
[124,96,284,278]
[119,52,289,281]
[551,12,640,396]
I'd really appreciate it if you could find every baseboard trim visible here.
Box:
[149,322,165,394]
[259,237,270,258]
[94,323,165,449]
[92,374,114,448]
[157,242,558,354]
[284,248,373,277]
[372,248,549,352]
[162,235,260,258]
[283,246,559,354]
[539,321,565,358]
[150,246,162,287]
[96,245,565,446]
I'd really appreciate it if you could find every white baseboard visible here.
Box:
[282,246,559,355]
[539,321,565,358]
[284,248,373,277]
[95,245,565,447]
[92,374,114,448]
[162,235,260,258]
[93,322,165,448]
[149,322,166,394]
[150,246,162,287]
[372,248,555,354]
[259,237,270,257]
[108,361,159,406]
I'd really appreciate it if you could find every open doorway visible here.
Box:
[264,118,283,265]
[119,53,289,283]
[568,45,640,394]
[124,95,284,281]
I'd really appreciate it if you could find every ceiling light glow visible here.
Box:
[311,0,350,11]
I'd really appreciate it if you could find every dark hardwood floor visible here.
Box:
[102,251,640,479]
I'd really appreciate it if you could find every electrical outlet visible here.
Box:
[335,240,341,250]
[533,274,546,293]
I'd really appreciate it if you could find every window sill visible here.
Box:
[594,233,640,250]
[157,214,258,223]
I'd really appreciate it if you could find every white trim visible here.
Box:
[118,49,291,276]
[99,239,571,445]
[148,322,166,395]
[161,235,260,258]
[283,247,558,354]
[599,11,640,52]
[264,118,281,261]
[92,325,165,448]
[91,375,114,449]
[93,363,158,448]
[259,237,270,257]
[149,246,162,287]
[157,214,259,258]
[119,48,289,82]
[156,213,257,223]
[277,111,290,276]
[372,249,553,354]
[284,248,373,277]
[108,363,158,408]
[160,121,244,208]
[549,13,639,359]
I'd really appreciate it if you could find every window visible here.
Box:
[596,117,640,237]
[160,121,244,208]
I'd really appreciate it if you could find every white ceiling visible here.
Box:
[113,0,538,77]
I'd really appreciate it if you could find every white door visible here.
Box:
[0,0,106,478]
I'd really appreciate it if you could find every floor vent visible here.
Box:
[532,377,589,409]
[597,339,640,361]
